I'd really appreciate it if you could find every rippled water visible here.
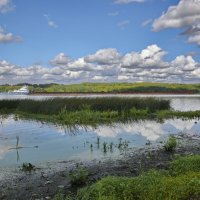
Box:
[0,116,200,166]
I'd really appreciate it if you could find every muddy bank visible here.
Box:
[1,134,200,200]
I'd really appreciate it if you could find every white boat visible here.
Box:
[9,86,30,95]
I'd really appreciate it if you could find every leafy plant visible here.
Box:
[170,155,200,175]
[68,167,89,186]
[54,155,200,200]
[164,135,177,152]
[53,190,75,200]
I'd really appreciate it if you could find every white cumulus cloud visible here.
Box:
[0,45,200,84]
[152,0,200,46]
[0,26,22,43]
[0,0,14,13]
[84,48,122,65]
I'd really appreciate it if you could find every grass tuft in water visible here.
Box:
[164,135,177,152]
[21,162,35,172]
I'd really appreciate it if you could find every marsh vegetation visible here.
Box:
[1,96,200,200]
[0,97,171,125]
[0,97,200,126]
[54,155,200,200]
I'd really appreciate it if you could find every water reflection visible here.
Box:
[0,116,200,166]
[0,145,11,160]
[170,98,200,111]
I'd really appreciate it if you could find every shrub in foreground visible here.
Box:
[68,167,89,186]
[77,171,200,200]
[164,135,177,152]
[54,155,200,200]
[170,154,200,175]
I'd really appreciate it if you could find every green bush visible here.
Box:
[170,155,200,175]
[77,171,200,200]
[54,155,200,200]
[68,167,89,186]
[164,136,177,152]
[53,190,75,200]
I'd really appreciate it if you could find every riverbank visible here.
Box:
[30,91,198,96]
[1,134,200,200]
[1,82,200,94]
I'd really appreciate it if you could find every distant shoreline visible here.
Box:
[30,91,198,96]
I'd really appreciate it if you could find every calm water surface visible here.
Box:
[0,94,200,166]
[0,116,200,166]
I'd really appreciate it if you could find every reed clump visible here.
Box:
[0,97,170,115]
[0,97,171,125]
[1,98,200,125]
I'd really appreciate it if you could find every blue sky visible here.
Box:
[0,0,200,84]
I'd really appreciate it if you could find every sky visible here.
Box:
[0,0,200,84]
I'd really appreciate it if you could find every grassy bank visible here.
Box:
[55,155,200,200]
[0,97,171,125]
[1,82,200,93]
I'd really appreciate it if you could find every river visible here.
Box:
[0,94,200,166]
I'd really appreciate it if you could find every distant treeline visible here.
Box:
[1,82,200,93]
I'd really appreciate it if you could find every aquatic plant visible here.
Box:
[90,144,93,152]
[97,137,100,149]
[21,162,35,172]
[97,137,100,145]
[164,135,177,152]
[118,138,123,150]
[1,98,200,126]
[109,142,114,153]
[0,97,170,114]
[103,142,107,153]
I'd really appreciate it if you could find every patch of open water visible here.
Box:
[0,94,200,166]
[0,116,200,167]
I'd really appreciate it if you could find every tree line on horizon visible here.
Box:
[0,82,200,93]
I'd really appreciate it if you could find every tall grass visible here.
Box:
[76,171,200,200]
[59,155,200,200]
[0,97,170,115]
[1,98,200,125]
